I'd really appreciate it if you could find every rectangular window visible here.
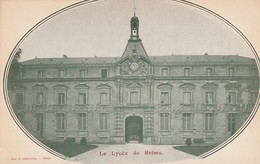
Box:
[184,68,191,76]
[130,91,138,104]
[80,69,86,78]
[205,113,214,131]
[161,68,169,76]
[58,70,65,78]
[228,68,235,76]
[228,92,237,104]
[99,113,108,130]
[78,93,87,105]
[251,92,258,104]
[251,68,258,76]
[160,113,170,130]
[56,113,65,130]
[58,93,66,105]
[206,68,213,76]
[205,92,214,104]
[182,113,192,131]
[101,69,108,78]
[228,113,237,135]
[183,92,192,104]
[100,92,109,105]
[36,93,44,105]
[37,70,44,78]
[161,92,170,104]
[78,113,87,130]
[16,93,24,105]
[36,113,44,131]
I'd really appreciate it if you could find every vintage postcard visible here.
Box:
[1,0,260,163]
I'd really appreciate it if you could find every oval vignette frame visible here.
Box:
[3,0,260,161]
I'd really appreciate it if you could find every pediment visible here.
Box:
[201,83,218,90]
[75,83,90,90]
[96,83,111,89]
[179,83,196,90]
[157,83,173,89]
[126,82,142,88]
[32,83,48,90]
[53,83,69,90]
[225,83,241,90]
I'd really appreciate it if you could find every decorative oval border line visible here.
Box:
[2,0,259,161]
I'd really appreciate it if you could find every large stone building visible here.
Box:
[8,14,259,145]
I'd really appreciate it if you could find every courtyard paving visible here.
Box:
[69,143,197,164]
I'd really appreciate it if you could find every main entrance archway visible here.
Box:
[125,116,143,143]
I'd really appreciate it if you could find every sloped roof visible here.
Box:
[121,40,149,59]
[21,55,255,66]
[149,55,255,64]
[22,57,121,65]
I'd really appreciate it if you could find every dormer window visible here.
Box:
[251,68,258,76]
[37,70,44,78]
[58,70,65,78]
[161,68,169,76]
[80,69,86,78]
[101,69,107,78]
[228,68,235,76]
[206,68,213,76]
[184,68,191,76]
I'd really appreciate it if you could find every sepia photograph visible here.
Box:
[1,0,260,163]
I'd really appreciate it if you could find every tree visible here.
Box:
[8,48,22,81]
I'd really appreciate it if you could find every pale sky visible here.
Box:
[19,0,254,61]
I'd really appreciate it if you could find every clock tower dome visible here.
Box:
[130,7,140,41]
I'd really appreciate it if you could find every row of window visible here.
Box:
[19,67,258,78]
[161,67,258,77]
[160,113,237,133]
[15,91,258,105]
[20,69,108,79]
[30,112,237,133]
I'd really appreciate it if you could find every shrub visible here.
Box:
[65,137,76,143]
[185,138,192,146]
[80,137,87,145]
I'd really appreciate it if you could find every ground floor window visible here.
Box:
[182,113,192,131]
[228,113,237,135]
[205,113,214,131]
[160,113,170,130]
[36,113,44,138]
[99,113,108,130]
[56,113,66,130]
[78,113,87,130]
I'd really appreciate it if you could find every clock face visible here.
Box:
[130,62,139,71]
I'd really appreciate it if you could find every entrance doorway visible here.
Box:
[125,116,143,143]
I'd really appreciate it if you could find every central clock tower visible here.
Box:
[120,10,152,76]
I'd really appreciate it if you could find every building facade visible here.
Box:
[8,14,259,145]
